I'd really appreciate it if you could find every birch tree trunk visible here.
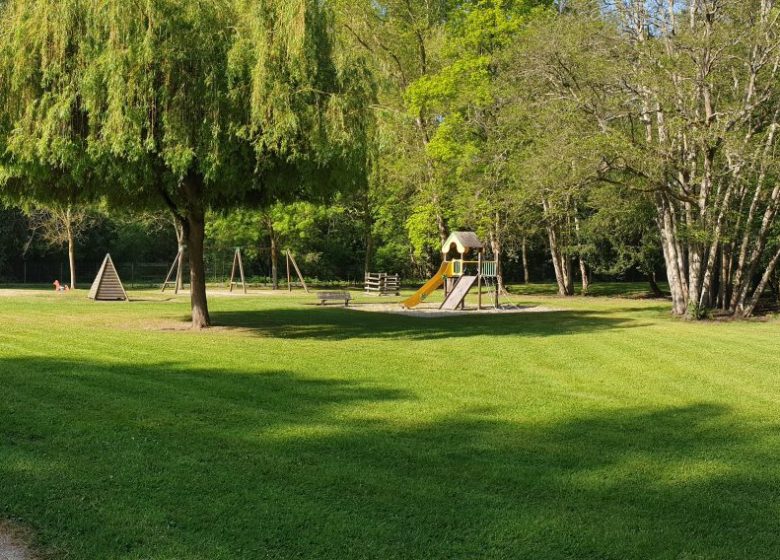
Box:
[546,225,573,296]
[593,1,779,317]
[579,257,589,296]
[66,208,76,290]
[492,210,505,293]
[543,198,574,296]
[521,237,530,284]
[574,211,588,295]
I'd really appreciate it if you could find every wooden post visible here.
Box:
[286,252,292,292]
[287,251,310,293]
[229,248,247,294]
[494,259,500,308]
[478,253,482,310]
[237,249,247,294]
[162,247,184,294]
[175,245,185,293]
[162,256,177,293]
[229,250,237,293]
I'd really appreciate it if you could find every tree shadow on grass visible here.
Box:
[2,357,779,559]
[208,307,649,341]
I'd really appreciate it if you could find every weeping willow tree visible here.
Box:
[0,0,372,327]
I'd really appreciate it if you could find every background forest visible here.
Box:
[2,0,780,321]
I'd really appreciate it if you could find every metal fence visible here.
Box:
[1,256,367,289]
[2,257,238,288]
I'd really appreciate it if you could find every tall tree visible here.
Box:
[25,203,94,289]
[512,0,780,317]
[334,0,457,268]
[406,0,553,290]
[0,0,371,327]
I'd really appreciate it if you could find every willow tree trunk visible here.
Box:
[180,172,210,329]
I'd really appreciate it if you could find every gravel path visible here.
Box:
[0,524,34,560]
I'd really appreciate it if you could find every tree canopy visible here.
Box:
[0,0,373,327]
[3,0,780,321]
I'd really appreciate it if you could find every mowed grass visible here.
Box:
[1,286,779,559]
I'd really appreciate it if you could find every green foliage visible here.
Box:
[0,203,26,276]
[205,200,368,279]
[206,210,266,260]
[582,185,662,278]
[5,0,779,300]
[403,0,555,268]
[405,203,442,258]
[0,0,373,207]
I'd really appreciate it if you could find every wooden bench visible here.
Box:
[316,291,352,306]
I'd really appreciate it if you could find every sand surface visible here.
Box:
[347,302,560,318]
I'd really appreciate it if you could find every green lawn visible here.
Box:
[1,286,779,559]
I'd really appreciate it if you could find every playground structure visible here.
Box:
[161,246,309,294]
[402,232,499,311]
[364,273,400,296]
[161,245,186,294]
[228,248,247,294]
[162,244,249,294]
[88,254,128,301]
[285,250,309,293]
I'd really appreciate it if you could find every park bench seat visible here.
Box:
[316,291,352,306]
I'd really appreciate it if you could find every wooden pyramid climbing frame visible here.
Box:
[88,254,128,301]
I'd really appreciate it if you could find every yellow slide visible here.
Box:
[402,261,453,309]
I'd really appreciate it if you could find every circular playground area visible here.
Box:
[348,302,559,318]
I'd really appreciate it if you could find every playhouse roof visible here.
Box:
[442,231,484,254]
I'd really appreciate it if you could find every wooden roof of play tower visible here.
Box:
[442,231,484,255]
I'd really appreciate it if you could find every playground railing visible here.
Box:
[451,260,496,277]
[480,261,497,278]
